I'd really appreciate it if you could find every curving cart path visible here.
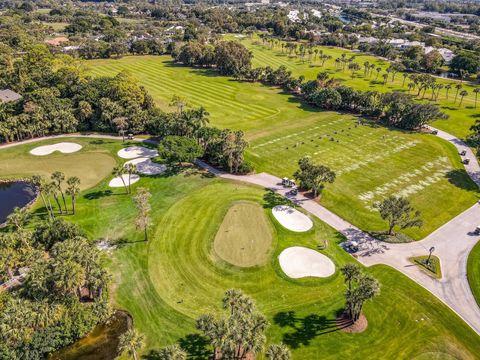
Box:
[2,130,480,334]
[198,126,480,335]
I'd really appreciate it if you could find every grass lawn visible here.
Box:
[213,201,273,267]
[228,34,480,140]
[87,56,479,239]
[1,141,479,358]
[467,240,480,306]
[0,138,120,190]
[409,255,442,279]
[41,22,69,32]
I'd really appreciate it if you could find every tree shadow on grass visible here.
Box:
[178,333,211,360]
[445,169,479,192]
[141,333,210,360]
[262,189,295,209]
[273,310,348,349]
[83,189,113,200]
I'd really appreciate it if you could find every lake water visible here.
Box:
[0,181,36,224]
[49,311,131,360]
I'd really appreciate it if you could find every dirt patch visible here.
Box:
[336,312,368,333]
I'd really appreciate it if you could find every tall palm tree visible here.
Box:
[32,175,53,219]
[266,344,291,360]
[459,90,468,106]
[125,163,137,194]
[375,67,381,80]
[454,84,463,103]
[66,177,80,215]
[445,84,452,99]
[112,166,128,194]
[474,88,479,108]
[118,329,144,360]
[51,171,67,214]
[402,73,408,87]
[44,182,56,219]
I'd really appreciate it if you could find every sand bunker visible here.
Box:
[108,174,140,188]
[124,157,166,175]
[117,146,158,159]
[272,205,313,232]
[279,246,335,278]
[30,142,82,156]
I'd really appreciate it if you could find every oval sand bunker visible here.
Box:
[117,146,158,159]
[124,157,166,175]
[109,174,140,188]
[272,205,313,232]
[279,246,335,278]
[30,142,82,156]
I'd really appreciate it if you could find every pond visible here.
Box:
[0,181,37,224]
[49,311,131,360]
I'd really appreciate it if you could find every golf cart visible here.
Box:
[460,149,467,156]
[282,178,296,188]
[474,226,480,235]
[463,158,470,165]
[288,186,298,196]
[345,241,359,253]
[127,133,134,140]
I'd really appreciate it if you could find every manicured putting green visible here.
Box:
[213,201,273,267]
[0,138,118,190]
[87,55,479,240]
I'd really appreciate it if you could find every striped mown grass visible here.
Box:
[87,56,479,240]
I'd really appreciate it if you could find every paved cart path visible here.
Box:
[2,130,480,335]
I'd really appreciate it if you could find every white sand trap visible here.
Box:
[30,142,82,156]
[117,146,158,159]
[272,205,313,232]
[109,174,140,188]
[279,246,335,278]
[124,157,167,175]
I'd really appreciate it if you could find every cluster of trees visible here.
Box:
[299,73,447,130]
[0,44,250,173]
[140,289,291,360]
[174,40,253,77]
[32,172,81,217]
[340,264,380,323]
[0,216,110,358]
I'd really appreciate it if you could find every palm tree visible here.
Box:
[363,61,370,77]
[382,73,388,84]
[445,84,452,99]
[459,90,468,106]
[156,344,187,360]
[375,67,381,80]
[44,182,56,218]
[454,84,463,103]
[340,263,361,291]
[51,171,68,214]
[66,177,80,215]
[474,88,479,108]
[118,329,144,360]
[112,166,128,194]
[402,73,408,87]
[125,163,137,194]
[266,344,291,360]
[407,82,415,94]
[6,207,30,232]
[32,175,53,219]
[348,62,360,78]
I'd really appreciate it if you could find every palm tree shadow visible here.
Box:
[178,333,211,360]
[273,310,349,349]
